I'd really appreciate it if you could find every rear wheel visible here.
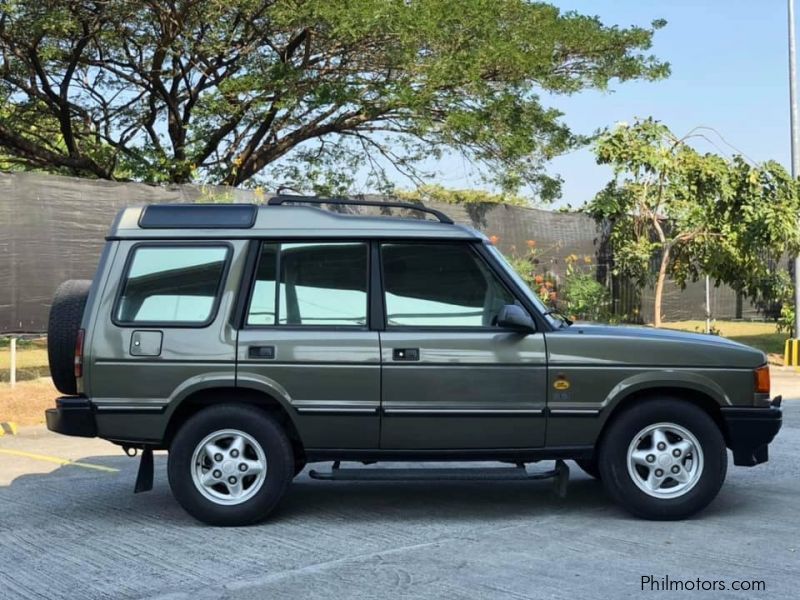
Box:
[598,398,727,520]
[168,404,294,526]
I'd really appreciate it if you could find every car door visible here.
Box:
[236,240,381,449]
[378,241,547,449]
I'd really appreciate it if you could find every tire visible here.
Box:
[598,398,727,520]
[47,280,91,395]
[168,404,294,526]
[575,459,601,480]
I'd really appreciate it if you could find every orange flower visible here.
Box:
[534,275,544,284]
[489,235,500,245]
[526,240,536,248]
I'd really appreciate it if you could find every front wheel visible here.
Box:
[598,398,727,520]
[168,404,294,526]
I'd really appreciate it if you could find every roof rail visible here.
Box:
[267,195,454,225]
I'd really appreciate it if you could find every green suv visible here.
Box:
[44,198,782,525]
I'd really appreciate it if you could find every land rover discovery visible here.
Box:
[44,198,782,525]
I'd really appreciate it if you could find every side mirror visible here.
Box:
[496,304,535,332]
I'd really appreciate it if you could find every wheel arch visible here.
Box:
[163,386,305,461]
[596,385,729,452]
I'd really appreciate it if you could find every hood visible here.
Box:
[546,323,766,369]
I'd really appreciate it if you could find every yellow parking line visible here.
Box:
[0,422,18,436]
[0,448,119,473]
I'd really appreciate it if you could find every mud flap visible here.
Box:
[134,447,154,493]
[553,459,570,499]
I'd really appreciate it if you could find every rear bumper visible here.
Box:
[721,396,782,467]
[45,397,97,438]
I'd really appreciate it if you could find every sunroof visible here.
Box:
[139,204,257,229]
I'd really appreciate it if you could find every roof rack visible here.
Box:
[267,195,454,225]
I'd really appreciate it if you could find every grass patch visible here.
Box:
[0,343,50,383]
[0,379,56,426]
[0,336,46,349]
[660,320,785,358]
[0,347,48,370]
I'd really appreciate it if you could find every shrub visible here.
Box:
[560,271,611,322]
[500,241,611,322]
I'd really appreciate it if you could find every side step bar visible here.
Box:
[309,460,570,497]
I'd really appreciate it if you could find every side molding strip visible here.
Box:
[94,405,166,412]
[383,408,544,416]
[295,407,379,414]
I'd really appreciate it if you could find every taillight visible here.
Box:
[754,365,770,394]
[74,329,85,380]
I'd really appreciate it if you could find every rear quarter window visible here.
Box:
[114,245,229,326]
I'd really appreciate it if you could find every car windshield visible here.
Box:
[485,244,565,328]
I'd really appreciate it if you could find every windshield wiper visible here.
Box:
[543,308,573,326]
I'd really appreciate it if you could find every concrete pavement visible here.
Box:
[0,397,797,599]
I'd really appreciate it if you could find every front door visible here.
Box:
[378,241,547,449]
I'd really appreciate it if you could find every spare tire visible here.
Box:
[48,280,92,395]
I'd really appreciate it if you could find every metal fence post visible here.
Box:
[9,337,16,388]
[789,0,800,344]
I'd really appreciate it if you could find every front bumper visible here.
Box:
[45,397,97,438]
[721,396,782,466]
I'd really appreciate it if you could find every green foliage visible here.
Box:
[502,242,611,321]
[397,185,530,206]
[560,268,611,322]
[0,1,668,192]
[505,255,539,289]
[777,289,795,336]
[586,118,800,326]
[501,240,559,304]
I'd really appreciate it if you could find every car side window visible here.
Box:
[247,241,368,327]
[381,242,517,327]
[247,243,278,325]
[115,245,228,325]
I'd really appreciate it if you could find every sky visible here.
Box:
[389,0,794,208]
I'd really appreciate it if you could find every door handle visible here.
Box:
[392,348,419,361]
[248,345,275,359]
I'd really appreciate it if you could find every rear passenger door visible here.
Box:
[237,240,381,449]
[378,241,547,449]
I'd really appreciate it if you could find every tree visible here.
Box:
[397,184,530,206]
[587,118,800,327]
[0,1,668,193]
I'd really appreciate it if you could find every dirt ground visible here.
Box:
[0,379,57,426]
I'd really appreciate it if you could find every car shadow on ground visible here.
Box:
[0,454,769,527]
